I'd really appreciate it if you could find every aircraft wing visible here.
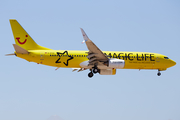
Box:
[80,28,108,65]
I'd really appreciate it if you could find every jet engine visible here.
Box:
[108,59,125,69]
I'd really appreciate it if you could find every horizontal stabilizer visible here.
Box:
[5,53,15,56]
[13,44,28,54]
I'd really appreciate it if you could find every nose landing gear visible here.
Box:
[157,70,161,76]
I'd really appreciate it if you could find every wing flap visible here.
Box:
[72,68,87,72]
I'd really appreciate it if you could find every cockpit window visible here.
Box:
[164,57,169,59]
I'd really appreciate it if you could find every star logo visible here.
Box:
[55,51,74,66]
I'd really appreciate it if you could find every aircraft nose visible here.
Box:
[170,59,176,67]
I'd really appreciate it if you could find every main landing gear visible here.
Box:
[88,65,99,78]
[92,65,98,74]
[157,70,161,76]
[88,71,94,78]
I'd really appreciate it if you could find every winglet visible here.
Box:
[80,28,89,43]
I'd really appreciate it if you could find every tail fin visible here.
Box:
[9,19,51,50]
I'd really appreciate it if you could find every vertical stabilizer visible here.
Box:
[9,19,51,50]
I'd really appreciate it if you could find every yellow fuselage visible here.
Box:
[15,50,176,71]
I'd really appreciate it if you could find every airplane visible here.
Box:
[6,19,176,78]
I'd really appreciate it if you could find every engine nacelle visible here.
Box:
[99,69,116,75]
[108,59,125,69]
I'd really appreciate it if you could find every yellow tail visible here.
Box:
[9,19,51,50]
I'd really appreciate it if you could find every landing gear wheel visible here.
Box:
[92,65,98,74]
[93,68,98,74]
[157,72,161,76]
[88,72,94,78]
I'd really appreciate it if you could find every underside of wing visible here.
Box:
[80,28,108,66]
[79,28,126,78]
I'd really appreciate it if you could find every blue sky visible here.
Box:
[0,0,180,120]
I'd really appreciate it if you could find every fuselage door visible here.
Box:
[40,52,44,60]
[156,56,160,62]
